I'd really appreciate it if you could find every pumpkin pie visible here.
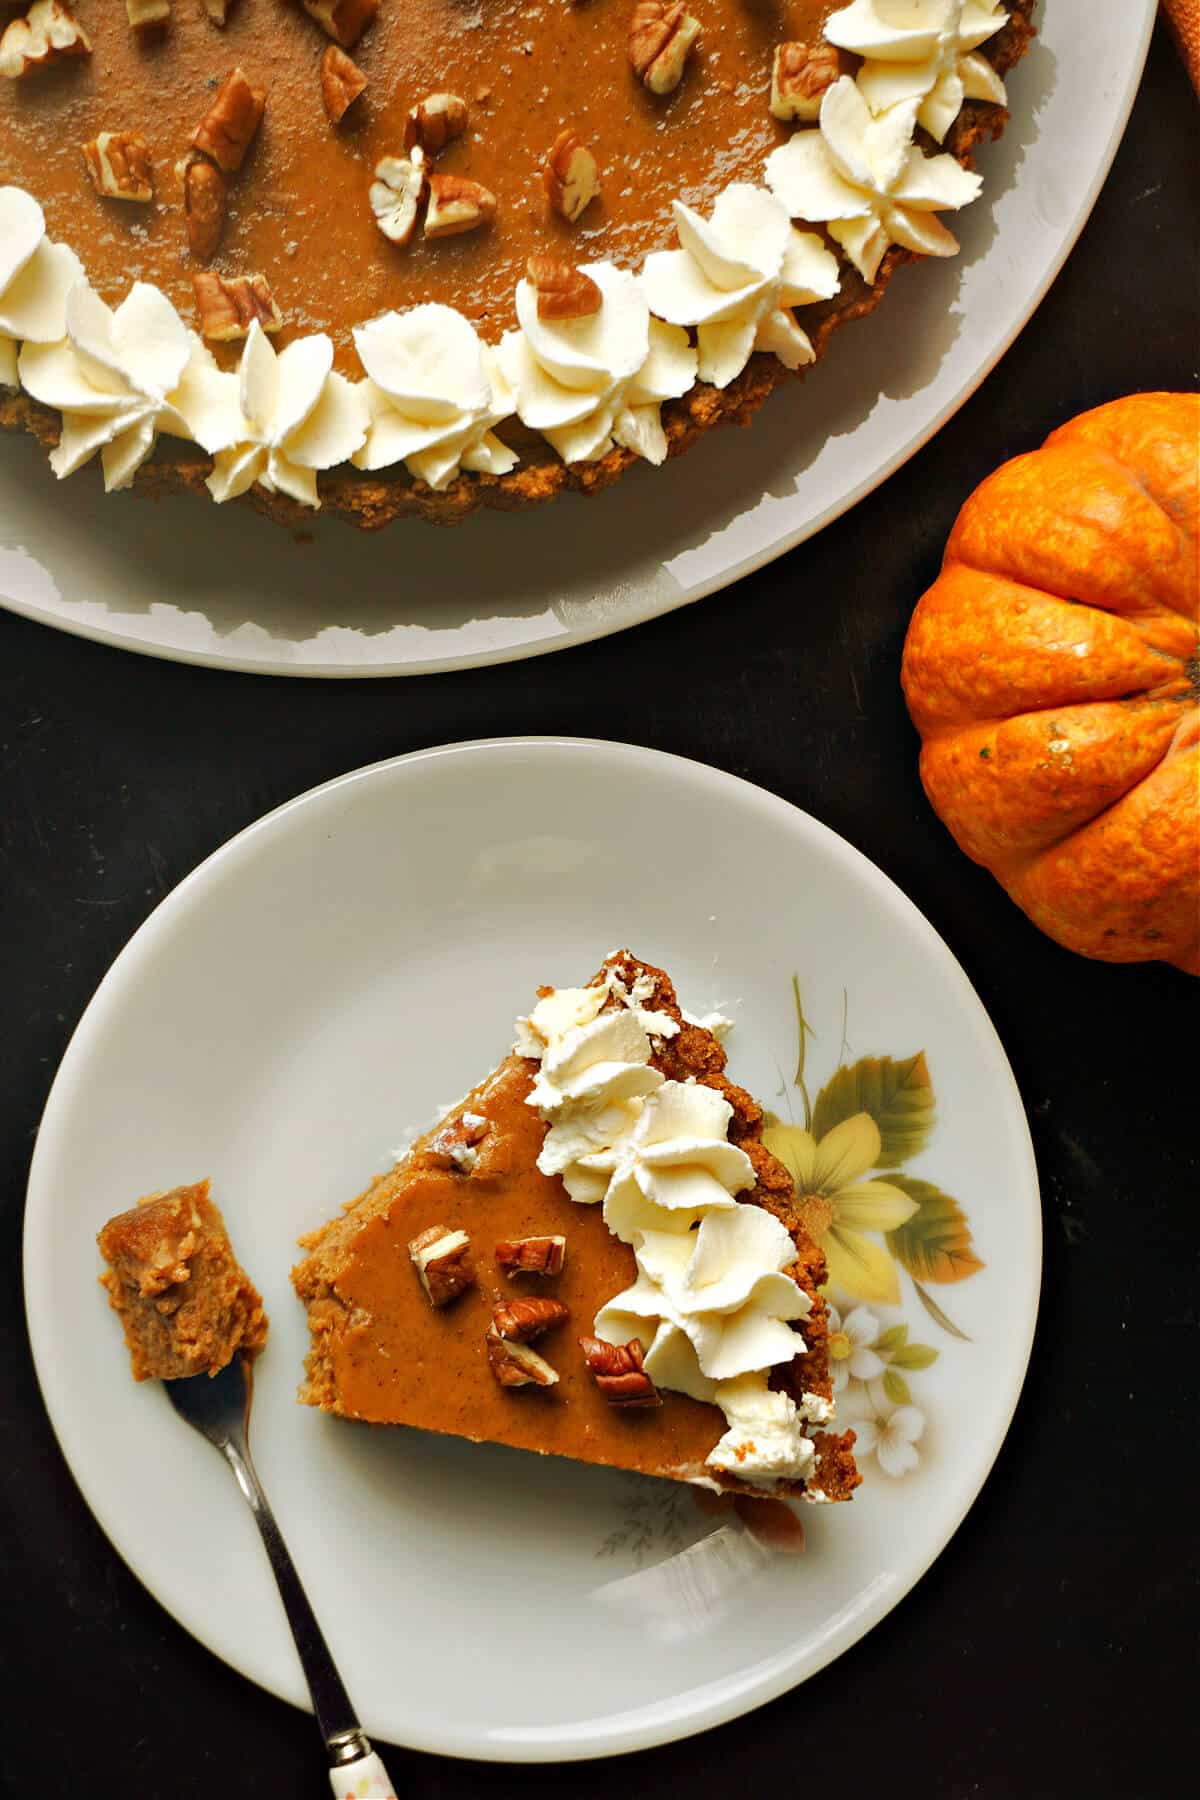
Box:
[98,1179,268,1381]
[0,1,1033,526]
[291,951,860,1500]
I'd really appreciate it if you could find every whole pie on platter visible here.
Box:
[291,951,861,1500]
[0,1,1034,528]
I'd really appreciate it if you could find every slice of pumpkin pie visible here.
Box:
[291,951,859,1501]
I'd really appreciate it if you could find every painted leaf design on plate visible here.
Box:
[883,1368,912,1406]
[811,1054,935,1165]
[885,1175,984,1284]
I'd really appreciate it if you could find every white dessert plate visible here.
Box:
[25,739,1041,1760]
[0,1,1155,678]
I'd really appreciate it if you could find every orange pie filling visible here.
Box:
[0,1,1025,510]
[291,953,862,1500]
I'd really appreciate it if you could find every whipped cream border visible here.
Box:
[515,962,831,1491]
[0,1,1008,508]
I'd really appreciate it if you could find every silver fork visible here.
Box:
[165,1355,396,1799]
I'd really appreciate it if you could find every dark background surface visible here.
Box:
[1,25,1196,1800]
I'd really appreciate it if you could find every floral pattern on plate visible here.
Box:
[763,976,986,1483]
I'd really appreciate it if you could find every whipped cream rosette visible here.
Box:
[207,321,368,508]
[517,977,826,1489]
[766,74,983,285]
[498,262,696,466]
[19,278,244,491]
[352,303,518,490]
[826,0,1008,142]
[0,186,83,392]
[640,184,841,389]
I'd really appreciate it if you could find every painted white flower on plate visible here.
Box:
[353,303,517,490]
[641,185,840,388]
[825,1301,886,1392]
[208,320,368,509]
[825,0,1009,142]
[847,1376,926,1477]
[765,74,983,284]
[19,280,244,491]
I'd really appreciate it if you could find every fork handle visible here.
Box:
[329,1749,397,1798]
[223,1439,397,1796]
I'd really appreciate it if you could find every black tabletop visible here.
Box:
[2,26,1196,1800]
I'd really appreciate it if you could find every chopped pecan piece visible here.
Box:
[495,1234,567,1277]
[543,129,601,224]
[83,132,154,204]
[579,1336,662,1407]
[301,0,377,51]
[125,0,170,28]
[426,1111,488,1174]
[492,1297,569,1343]
[193,271,282,341]
[321,43,366,123]
[486,1327,559,1389]
[628,2,700,97]
[526,256,602,323]
[182,155,226,261]
[202,0,234,21]
[408,1225,476,1308]
[424,174,496,239]
[403,91,468,154]
[191,67,267,173]
[369,149,426,246]
[770,41,840,122]
[0,1,92,80]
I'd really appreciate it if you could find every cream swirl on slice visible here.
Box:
[498,262,696,466]
[19,280,244,490]
[825,0,1008,143]
[640,185,841,390]
[0,186,83,392]
[352,303,518,490]
[208,320,368,508]
[766,74,983,285]
[516,976,823,1488]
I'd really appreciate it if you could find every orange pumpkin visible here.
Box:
[902,392,1199,974]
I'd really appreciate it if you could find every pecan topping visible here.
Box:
[492,1296,569,1343]
[193,272,282,341]
[125,0,169,29]
[628,2,700,97]
[424,174,496,240]
[183,155,227,262]
[495,1234,567,1277]
[426,1111,488,1174]
[191,67,267,173]
[579,1336,662,1407]
[83,132,154,204]
[403,92,469,154]
[369,150,427,246]
[486,1327,559,1389]
[179,155,226,261]
[543,129,601,224]
[202,0,234,21]
[526,256,603,322]
[408,1224,476,1308]
[302,0,378,51]
[321,43,367,123]
[0,2,92,80]
[770,42,840,123]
